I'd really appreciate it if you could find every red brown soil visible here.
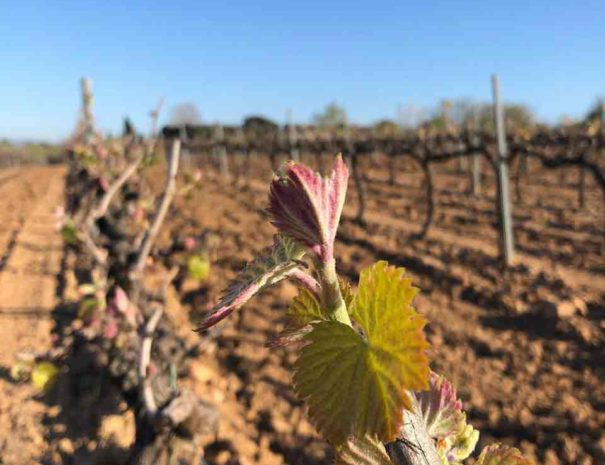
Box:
[172,154,604,465]
[1,156,604,465]
[0,166,66,464]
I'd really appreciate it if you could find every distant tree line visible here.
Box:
[159,97,604,138]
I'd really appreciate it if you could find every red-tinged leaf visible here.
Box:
[113,287,130,313]
[103,317,119,340]
[416,372,465,440]
[109,287,139,327]
[198,236,305,330]
[268,156,348,262]
[476,444,535,465]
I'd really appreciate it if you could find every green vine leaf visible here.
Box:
[32,362,59,391]
[350,261,430,402]
[268,288,325,348]
[338,276,355,310]
[476,444,535,465]
[187,254,210,281]
[294,261,430,445]
[294,257,431,445]
[61,220,79,245]
[287,287,324,327]
[295,321,388,444]
[334,434,392,465]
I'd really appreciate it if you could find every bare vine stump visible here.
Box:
[130,391,218,465]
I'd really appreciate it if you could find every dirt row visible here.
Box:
[0,166,66,464]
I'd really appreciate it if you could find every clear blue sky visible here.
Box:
[2,0,604,141]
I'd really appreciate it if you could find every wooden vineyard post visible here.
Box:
[80,77,95,145]
[491,74,515,266]
[214,124,229,177]
[287,109,300,162]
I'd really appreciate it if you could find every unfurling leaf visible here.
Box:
[268,156,348,262]
[476,444,535,465]
[187,254,211,281]
[437,421,479,465]
[338,276,355,309]
[198,235,305,330]
[287,287,324,327]
[269,287,325,348]
[61,220,79,245]
[416,372,478,465]
[416,372,465,440]
[32,362,59,391]
[335,435,392,465]
[78,296,103,322]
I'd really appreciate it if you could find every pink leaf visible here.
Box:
[197,235,305,331]
[184,236,197,251]
[113,287,130,314]
[268,156,348,263]
[98,176,110,192]
[103,318,119,340]
[416,371,465,440]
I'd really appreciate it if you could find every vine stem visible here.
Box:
[386,396,442,465]
[87,149,143,225]
[132,138,181,278]
[139,304,163,417]
[80,228,107,267]
[316,257,351,326]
